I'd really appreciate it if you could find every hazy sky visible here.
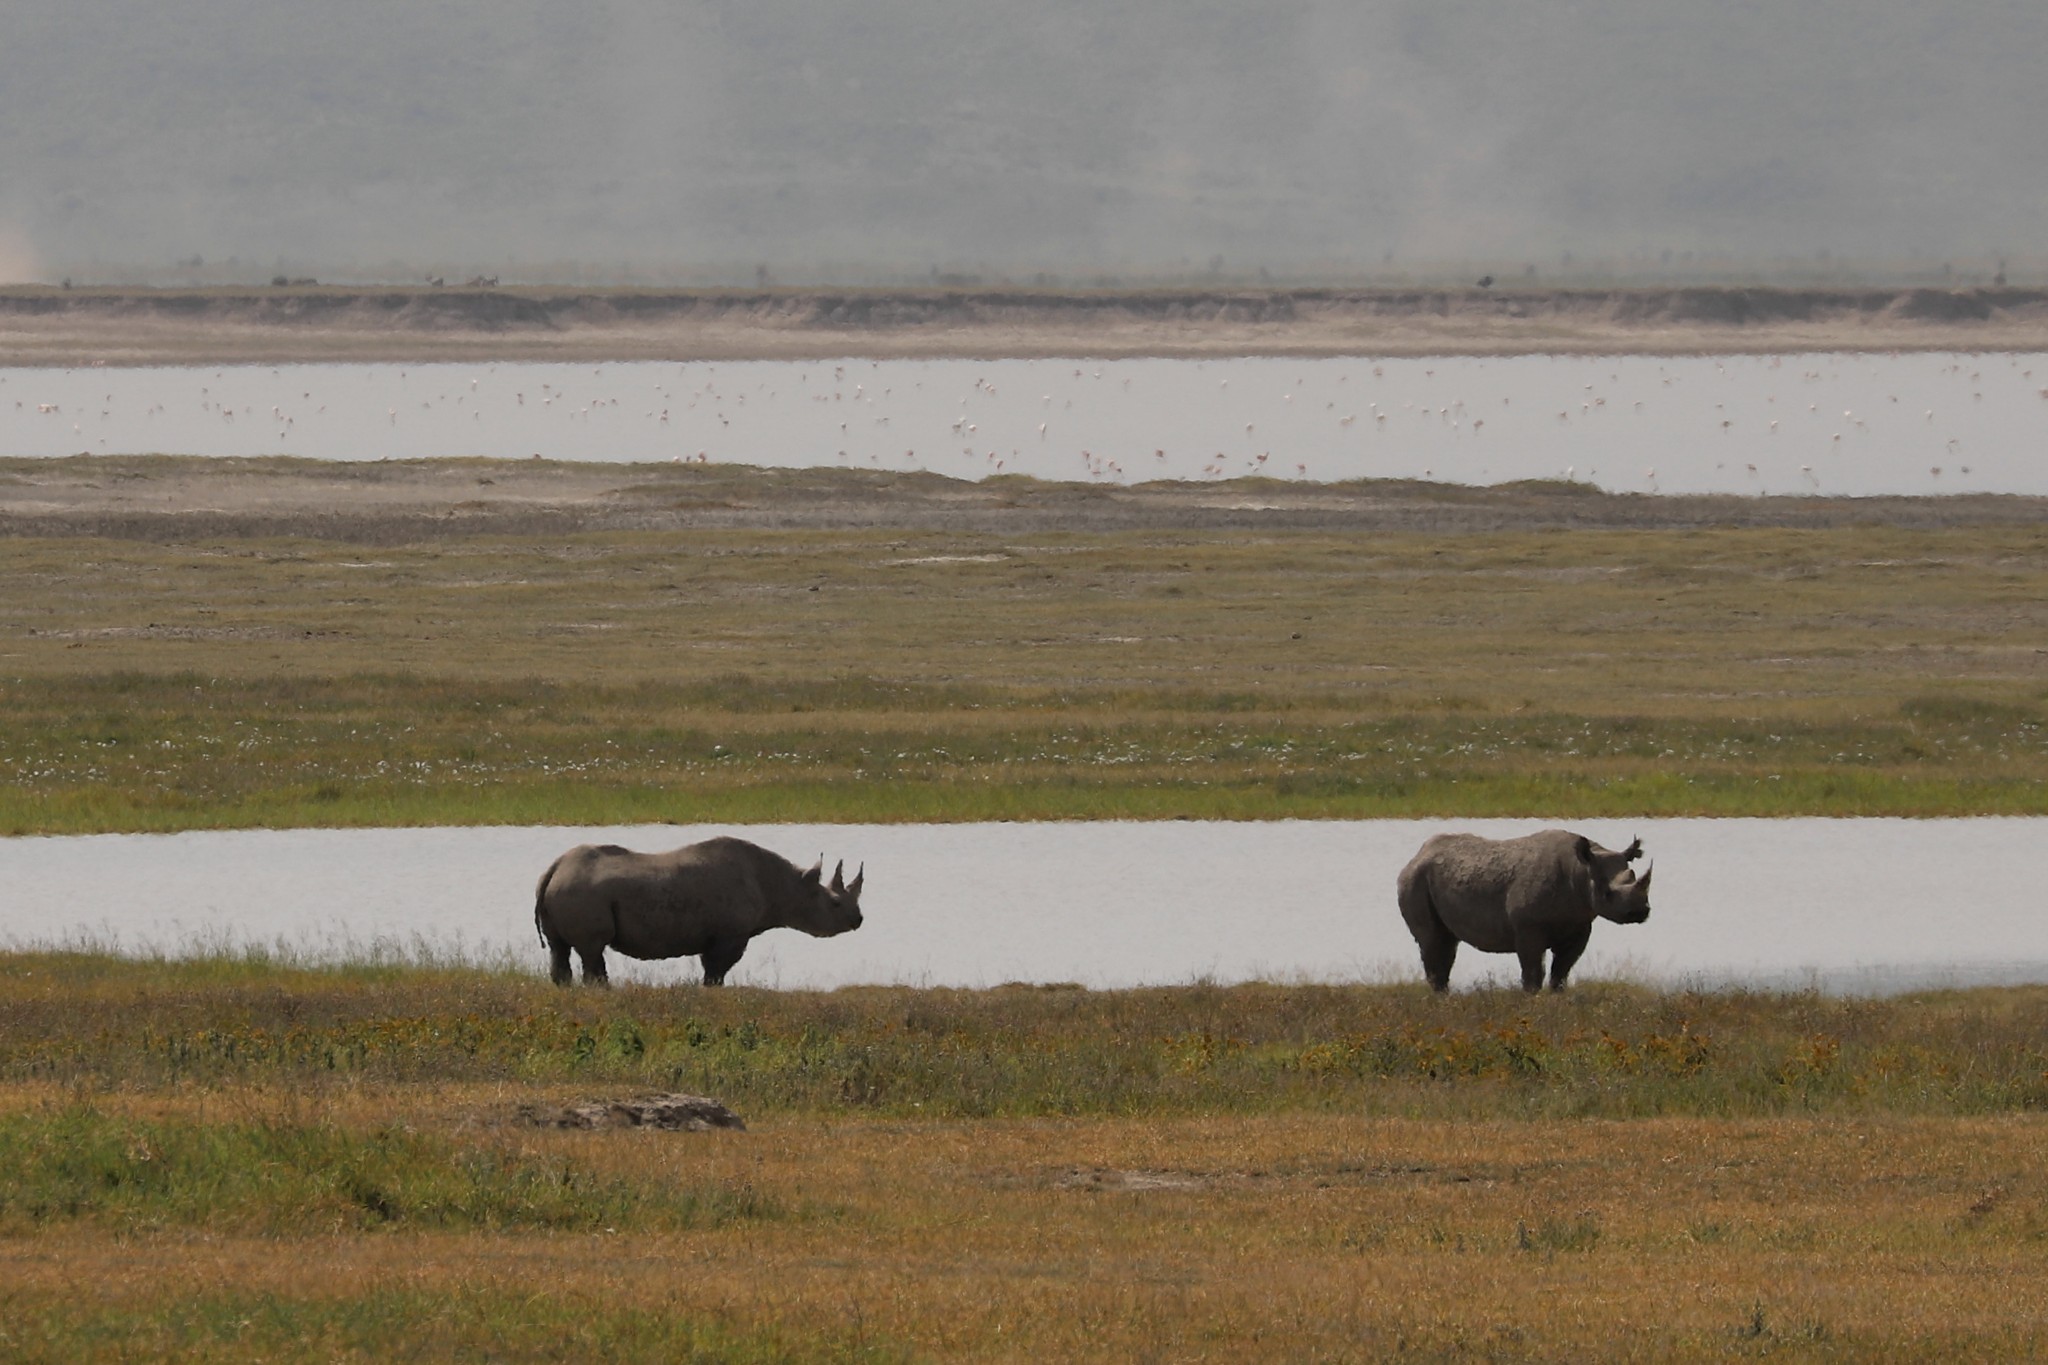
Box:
[5,0,2045,282]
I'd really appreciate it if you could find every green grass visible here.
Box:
[6,516,2048,831]
[3,672,2046,832]
[8,953,2046,1121]
[0,1106,779,1235]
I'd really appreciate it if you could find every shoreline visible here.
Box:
[5,284,2048,365]
[8,454,2048,538]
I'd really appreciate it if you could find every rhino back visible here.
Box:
[1414,831,1578,950]
[548,839,780,960]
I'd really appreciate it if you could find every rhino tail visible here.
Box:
[534,855,565,950]
[1395,854,1438,928]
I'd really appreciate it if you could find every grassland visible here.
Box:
[6,457,2048,1358]
[2,953,2046,1361]
[3,458,2047,831]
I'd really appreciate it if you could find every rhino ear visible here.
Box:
[1623,837,1643,862]
[1573,835,1593,866]
[802,857,823,887]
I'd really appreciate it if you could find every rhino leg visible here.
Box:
[700,937,748,988]
[576,945,610,987]
[1418,930,1459,993]
[1515,937,1549,993]
[1547,926,1593,992]
[1399,868,1459,991]
[1401,913,1458,992]
[547,938,574,987]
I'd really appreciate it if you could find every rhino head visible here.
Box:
[794,857,866,937]
[1577,835,1654,924]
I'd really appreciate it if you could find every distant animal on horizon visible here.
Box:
[1396,830,1652,992]
[534,836,864,986]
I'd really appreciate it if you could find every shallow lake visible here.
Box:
[5,353,2047,495]
[2,819,2040,994]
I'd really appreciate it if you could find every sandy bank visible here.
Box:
[4,285,2048,366]
[5,454,2046,542]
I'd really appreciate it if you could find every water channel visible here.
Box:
[3,819,2040,993]
[6,352,2047,495]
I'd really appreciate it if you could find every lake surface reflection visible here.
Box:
[5,353,2047,495]
[2,819,2039,994]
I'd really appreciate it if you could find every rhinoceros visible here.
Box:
[1396,829,1652,992]
[534,836,864,986]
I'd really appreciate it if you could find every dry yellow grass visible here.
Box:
[4,1083,2045,1361]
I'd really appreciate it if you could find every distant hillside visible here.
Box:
[4,0,2046,282]
[6,285,2046,366]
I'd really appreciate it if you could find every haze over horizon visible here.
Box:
[5,0,2045,286]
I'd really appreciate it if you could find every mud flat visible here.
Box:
[5,284,2048,365]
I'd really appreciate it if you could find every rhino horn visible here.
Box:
[830,860,845,894]
[847,863,864,898]
[1637,861,1653,895]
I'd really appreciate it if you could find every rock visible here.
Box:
[516,1093,745,1132]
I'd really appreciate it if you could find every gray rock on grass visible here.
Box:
[517,1093,746,1132]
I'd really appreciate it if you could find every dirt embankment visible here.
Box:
[6,455,2047,544]
[4,285,2048,366]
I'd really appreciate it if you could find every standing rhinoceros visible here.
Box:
[1396,829,1651,992]
[534,836,864,986]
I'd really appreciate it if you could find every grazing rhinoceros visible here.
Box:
[534,836,864,987]
[1396,829,1651,992]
